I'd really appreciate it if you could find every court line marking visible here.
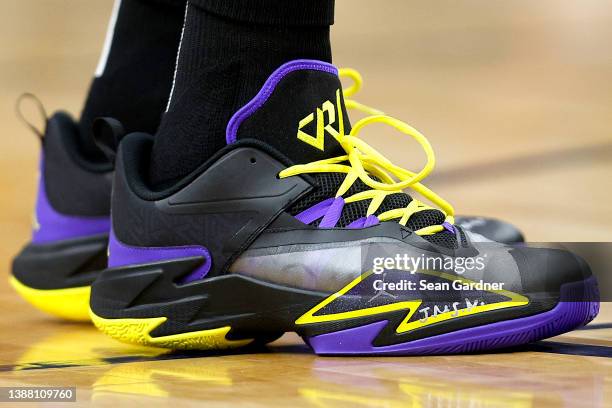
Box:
[578,322,612,330]
[526,341,612,358]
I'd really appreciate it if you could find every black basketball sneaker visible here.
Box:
[10,74,523,322]
[10,108,111,321]
[88,60,598,354]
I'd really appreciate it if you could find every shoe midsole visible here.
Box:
[12,234,108,290]
[88,257,573,346]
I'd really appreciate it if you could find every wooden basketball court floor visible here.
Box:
[0,1,611,406]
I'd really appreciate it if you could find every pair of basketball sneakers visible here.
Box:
[11,60,599,355]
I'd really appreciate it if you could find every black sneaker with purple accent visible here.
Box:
[11,111,111,321]
[88,60,598,354]
[11,79,524,324]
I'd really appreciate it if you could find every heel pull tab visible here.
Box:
[15,93,47,140]
[92,117,126,165]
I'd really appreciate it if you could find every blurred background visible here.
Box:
[0,2,610,403]
[0,0,611,274]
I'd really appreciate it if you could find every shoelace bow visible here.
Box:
[278,68,455,236]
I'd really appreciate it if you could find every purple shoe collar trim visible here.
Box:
[226,60,338,145]
[442,221,455,234]
[108,229,212,284]
[32,156,110,244]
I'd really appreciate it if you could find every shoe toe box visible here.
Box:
[510,246,592,295]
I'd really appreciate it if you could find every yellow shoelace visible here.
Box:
[278,68,455,236]
[339,68,386,116]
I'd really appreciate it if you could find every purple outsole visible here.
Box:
[305,276,599,355]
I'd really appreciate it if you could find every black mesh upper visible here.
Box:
[288,172,457,248]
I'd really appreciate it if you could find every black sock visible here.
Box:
[149,0,335,186]
[79,0,185,159]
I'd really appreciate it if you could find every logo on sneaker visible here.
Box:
[295,270,528,335]
[297,89,345,151]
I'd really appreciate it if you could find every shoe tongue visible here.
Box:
[226,60,350,165]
